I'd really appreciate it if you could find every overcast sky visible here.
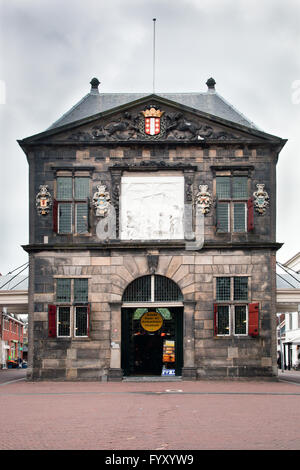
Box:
[0,0,299,276]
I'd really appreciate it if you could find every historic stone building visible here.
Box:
[19,77,286,381]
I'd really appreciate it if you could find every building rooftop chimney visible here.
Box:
[90,77,100,94]
[206,77,216,93]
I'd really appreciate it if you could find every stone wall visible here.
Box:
[28,249,277,380]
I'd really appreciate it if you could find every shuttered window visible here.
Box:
[216,175,249,233]
[214,277,254,337]
[55,176,90,234]
[51,278,90,338]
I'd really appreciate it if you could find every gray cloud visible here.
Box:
[0,0,299,274]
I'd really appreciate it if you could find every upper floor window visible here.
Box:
[53,176,90,234]
[216,175,253,233]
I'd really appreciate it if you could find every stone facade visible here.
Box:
[19,90,286,381]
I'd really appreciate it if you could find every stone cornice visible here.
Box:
[22,241,283,253]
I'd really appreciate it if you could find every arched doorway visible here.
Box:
[121,275,184,377]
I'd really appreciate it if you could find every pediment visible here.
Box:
[19,95,285,147]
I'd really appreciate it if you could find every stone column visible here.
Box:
[182,300,197,380]
[107,301,123,381]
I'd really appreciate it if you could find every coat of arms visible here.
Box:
[195,184,212,214]
[36,185,52,215]
[141,106,164,136]
[253,183,269,215]
[92,182,111,217]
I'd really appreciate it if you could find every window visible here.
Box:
[216,175,253,233]
[122,275,183,303]
[48,278,89,338]
[214,277,258,337]
[54,176,90,234]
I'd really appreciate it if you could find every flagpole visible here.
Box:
[153,18,156,94]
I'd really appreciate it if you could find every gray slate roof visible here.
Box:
[47,82,259,131]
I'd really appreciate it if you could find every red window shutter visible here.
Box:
[214,304,218,336]
[247,197,254,232]
[53,199,58,233]
[48,305,57,338]
[248,303,259,337]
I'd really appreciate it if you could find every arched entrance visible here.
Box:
[121,275,184,377]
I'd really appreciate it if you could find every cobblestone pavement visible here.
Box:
[1,376,300,450]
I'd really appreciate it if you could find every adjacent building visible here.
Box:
[18,77,287,381]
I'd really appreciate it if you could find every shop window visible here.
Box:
[214,277,258,337]
[216,175,253,233]
[53,176,90,234]
[48,278,89,338]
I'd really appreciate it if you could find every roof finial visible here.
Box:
[206,77,216,92]
[90,77,100,94]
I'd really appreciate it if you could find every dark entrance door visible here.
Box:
[121,307,183,376]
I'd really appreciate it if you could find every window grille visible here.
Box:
[56,176,90,234]
[233,203,246,232]
[233,177,248,199]
[57,177,72,200]
[217,305,230,335]
[216,277,231,301]
[57,306,70,336]
[234,305,247,334]
[75,177,89,200]
[75,306,88,336]
[234,277,248,301]
[154,275,183,302]
[123,276,151,302]
[216,202,229,232]
[56,279,71,303]
[74,278,88,303]
[122,275,183,303]
[76,203,89,234]
[59,204,72,234]
[216,177,231,199]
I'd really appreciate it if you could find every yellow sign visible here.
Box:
[140,311,163,332]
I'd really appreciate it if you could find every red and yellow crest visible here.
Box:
[142,107,164,136]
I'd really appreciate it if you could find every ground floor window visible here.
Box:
[214,276,259,337]
[48,278,89,338]
[215,304,248,336]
